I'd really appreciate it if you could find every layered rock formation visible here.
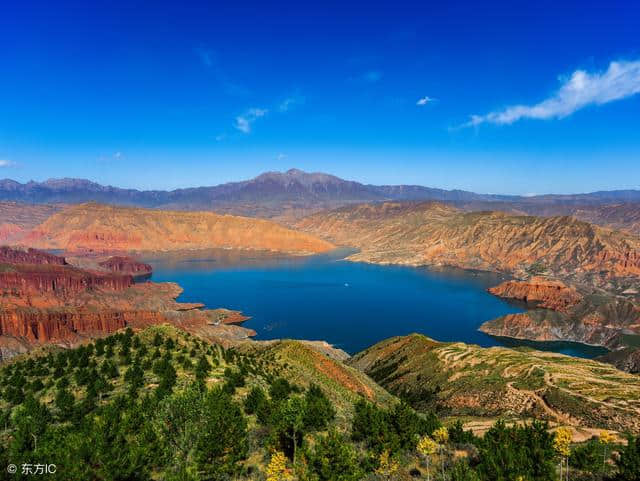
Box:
[0,246,66,265]
[482,278,640,353]
[98,256,153,277]
[294,202,640,282]
[24,202,334,254]
[0,247,253,361]
[487,278,583,313]
[349,334,640,434]
[0,247,133,304]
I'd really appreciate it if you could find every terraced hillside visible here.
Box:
[349,334,640,434]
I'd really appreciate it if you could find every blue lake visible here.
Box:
[145,249,606,358]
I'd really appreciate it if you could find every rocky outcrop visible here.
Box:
[481,277,640,354]
[24,202,335,254]
[0,246,66,265]
[99,256,153,276]
[487,278,583,313]
[0,264,133,299]
[0,308,155,342]
[597,348,640,374]
[479,296,640,350]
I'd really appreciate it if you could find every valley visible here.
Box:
[1,169,640,479]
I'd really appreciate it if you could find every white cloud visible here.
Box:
[113,151,122,159]
[234,108,268,134]
[276,153,287,160]
[417,96,435,106]
[465,59,640,127]
[279,94,306,112]
[0,159,16,167]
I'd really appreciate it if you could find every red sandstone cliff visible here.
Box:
[487,277,583,313]
[481,286,640,350]
[0,252,253,361]
[99,256,153,276]
[0,264,133,300]
[0,246,66,265]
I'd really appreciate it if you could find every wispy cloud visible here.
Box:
[194,46,250,97]
[279,93,306,112]
[276,153,287,160]
[0,159,16,168]
[113,151,123,159]
[234,108,268,134]
[465,59,640,127]
[416,96,436,106]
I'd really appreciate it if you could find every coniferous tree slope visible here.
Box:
[2,325,640,480]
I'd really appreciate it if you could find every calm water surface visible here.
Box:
[145,249,606,358]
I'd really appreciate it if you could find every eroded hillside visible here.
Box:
[23,202,335,254]
[294,202,640,282]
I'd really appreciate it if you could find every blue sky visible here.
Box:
[1,0,639,194]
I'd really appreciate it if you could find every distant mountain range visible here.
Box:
[1,168,639,219]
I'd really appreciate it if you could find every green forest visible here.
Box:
[1,326,639,481]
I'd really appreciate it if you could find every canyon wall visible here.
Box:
[0,246,254,361]
[0,246,66,265]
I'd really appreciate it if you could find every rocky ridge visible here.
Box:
[293,202,640,282]
[23,202,334,254]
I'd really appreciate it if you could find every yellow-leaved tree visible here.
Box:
[600,430,614,474]
[433,426,449,479]
[266,451,290,481]
[554,427,572,481]
[417,435,438,481]
[375,450,399,479]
